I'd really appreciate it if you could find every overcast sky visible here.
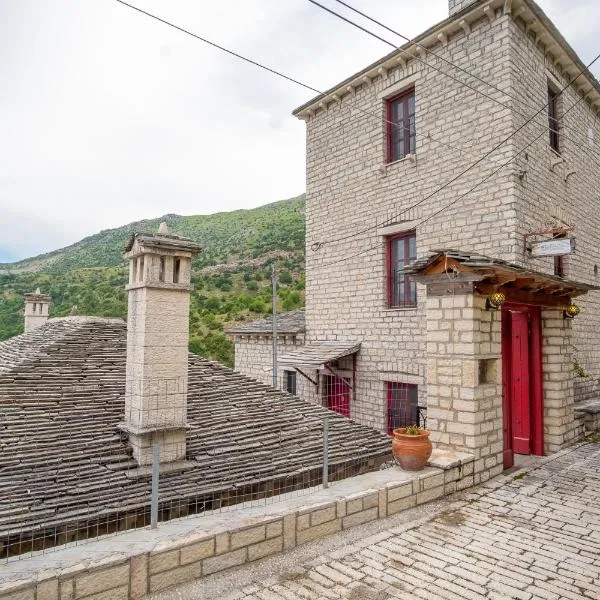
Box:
[1,0,599,261]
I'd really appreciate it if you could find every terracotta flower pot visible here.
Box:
[391,428,432,471]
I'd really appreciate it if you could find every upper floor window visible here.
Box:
[548,85,560,153]
[284,370,297,395]
[387,231,417,308]
[386,89,416,163]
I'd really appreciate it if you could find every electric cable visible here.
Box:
[315,72,596,268]
[309,47,600,252]
[307,0,600,165]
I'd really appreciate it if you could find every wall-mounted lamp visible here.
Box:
[564,303,580,319]
[486,291,506,310]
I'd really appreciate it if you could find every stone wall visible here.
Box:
[0,458,475,600]
[233,334,319,404]
[299,5,599,440]
[303,9,515,430]
[542,310,577,453]
[425,289,504,482]
[506,14,600,402]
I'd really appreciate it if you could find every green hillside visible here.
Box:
[0,195,306,366]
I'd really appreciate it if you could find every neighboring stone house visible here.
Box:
[231,0,600,478]
[0,228,390,559]
[227,310,306,392]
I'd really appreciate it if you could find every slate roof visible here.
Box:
[0,317,389,547]
[124,231,201,253]
[278,343,361,368]
[226,310,306,335]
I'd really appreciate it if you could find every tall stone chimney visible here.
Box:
[449,0,479,16]
[122,223,201,466]
[24,289,51,333]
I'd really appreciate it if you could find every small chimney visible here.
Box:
[24,289,51,333]
[449,0,479,17]
[121,225,201,466]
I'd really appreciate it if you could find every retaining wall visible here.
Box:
[0,452,474,600]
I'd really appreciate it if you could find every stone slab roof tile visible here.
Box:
[225,309,305,335]
[0,318,389,542]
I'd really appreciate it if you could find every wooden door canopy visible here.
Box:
[403,250,599,308]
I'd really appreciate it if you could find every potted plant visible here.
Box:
[391,425,432,471]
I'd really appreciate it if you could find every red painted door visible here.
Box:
[510,312,532,455]
[325,376,350,417]
[502,306,544,469]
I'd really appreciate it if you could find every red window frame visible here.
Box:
[386,231,417,308]
[386,88,416,163]
[548,86,560,153]
[386,382,419,435]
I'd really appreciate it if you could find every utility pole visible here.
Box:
[271,263,278,389]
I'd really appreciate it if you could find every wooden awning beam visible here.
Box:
[294,368,318,387]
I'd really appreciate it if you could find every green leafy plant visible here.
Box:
[573,358,591,379]
[404,425,425,435]
[0,195,307,367]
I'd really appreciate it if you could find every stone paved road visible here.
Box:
[153,442,600,600]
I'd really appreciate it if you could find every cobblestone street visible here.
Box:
[153,442,600,600]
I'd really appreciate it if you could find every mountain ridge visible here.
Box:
[0,196,305,274]
[0,194,307,365]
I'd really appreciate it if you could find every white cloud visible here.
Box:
[0,0,598,259]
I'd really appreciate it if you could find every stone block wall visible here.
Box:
[426,290,504,482]
[542,310,577,453]
[506,13,600,402]
[233,334,319,404]
[303,9,516,431]
[297,3,599,446]
[0,460,475,600]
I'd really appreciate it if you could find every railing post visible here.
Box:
[151,444,159,528]
[322,415,329,489]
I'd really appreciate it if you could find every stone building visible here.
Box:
[0,227,390,559]
[231,0,600,479]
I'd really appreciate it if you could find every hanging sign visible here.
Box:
[530,237,575,257]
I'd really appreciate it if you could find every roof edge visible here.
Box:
[293,0,600,119]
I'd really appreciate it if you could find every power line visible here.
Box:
[307,0,600,164]
[113,0,599,262]
[113,0,322,95]
[332,0,600,138]
[112,1,490,165]
[315,52,600,268]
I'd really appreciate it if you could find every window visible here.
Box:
[387,231,417,307]
[138,256,144,282]
[159,256,166,283]
[386,89,416,163]
[173,258,181,284]
[387,382,419,435]
[284,370,297,395]
[548,85,560,153]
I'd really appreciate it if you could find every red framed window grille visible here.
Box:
[387,231,417,308]
[548,85,560,153]
[386,88,416,163]
[386,382,420,435]
[323,375,350,417]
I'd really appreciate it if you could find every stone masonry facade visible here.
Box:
[288,0,600,445]
[426,290,504,481]
[233,334,315,401]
